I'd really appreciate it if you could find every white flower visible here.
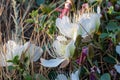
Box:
[56,16,79,40]
[56,36,67,42]
[24,42,43,62]
[114,64,120,74]
[56,13,101,39]
[116,43,120,55]
[78,13,101,38]
[0,40,24,66]
[55,74,68,80]
[55,69,80,80]
[41,36,75,67]
[71,69,80,80]
[41,58,65,67]
[0,40,43,66]
[97,6,101,14]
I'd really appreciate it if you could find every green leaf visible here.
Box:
[100,73,111,80]
[48,70,57,80]
[73,35,82,59]
[116,31,120,42]
[75,35,82,47]
[88,44,94,59]
[24,74,32,80]
[25,75,32,80]
[8,66,16,70]
[103,56,116,64]
[99,33,108,39]
[25,19,34,23]
[117,0,120,5]
[106,21,119,32]
[40,3,56,14]
[40,4,52,14]
[7,55,20,65]
[115,16,120,20]
[13,55,19,64]
[30,10,38,18]
[80,66,87,77]
[23,71,32,80]
[36,0,45,6]
[34,74,48,80]
[107,6,114,14]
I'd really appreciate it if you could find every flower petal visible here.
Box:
[65,40,75,58]
[7,40,24,57]
[0,40,24,66]
[56,36,67,42]
[71,69,80,80]
[23,41,31,51]
[52,40,66,57]
[41,58,65,67]
[114,64,120,74]
[32,45,43,61]
[116,45,120,55]
[78,13,101,38]
[55,74,68,80]
[56,16,78,39]
[24,43,43,62]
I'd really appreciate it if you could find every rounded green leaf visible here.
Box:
[99,33,108,39]
[103,56,116,64]
[36,0,45,6]
[100,73,111,80]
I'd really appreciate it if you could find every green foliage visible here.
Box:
[23,71,32,80]
[88,44,94,59]
[106,21,119,32]
[100,73,111,80]
[34,74,48,80]
[36,0,45,6]
[7,55,20,65]
[99,33,109,39]
[108,6,114,14]
[25,2,58,38]
[117,0,120,5]
[115,16,120,20]
[103,56,116,64]
[48,70,57,80]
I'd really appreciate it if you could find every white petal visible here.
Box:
[55,74,68,80]
[24,43,43,62]
[56,36,67,42]
[0,40,24,66]
[78,13,101,38]
[97,67,101,74]
[97,6,101,14]
[65,40,75,58]
[71,69,80,80]
[116,45,120,55]
[114,64,120,74]
[7,40,24,58]
[56,16,78,39]
[33,46,43,61]
[7,40,17,49]
[23,41,31,51]
[52,40,66,57]
[41,58,65,67]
